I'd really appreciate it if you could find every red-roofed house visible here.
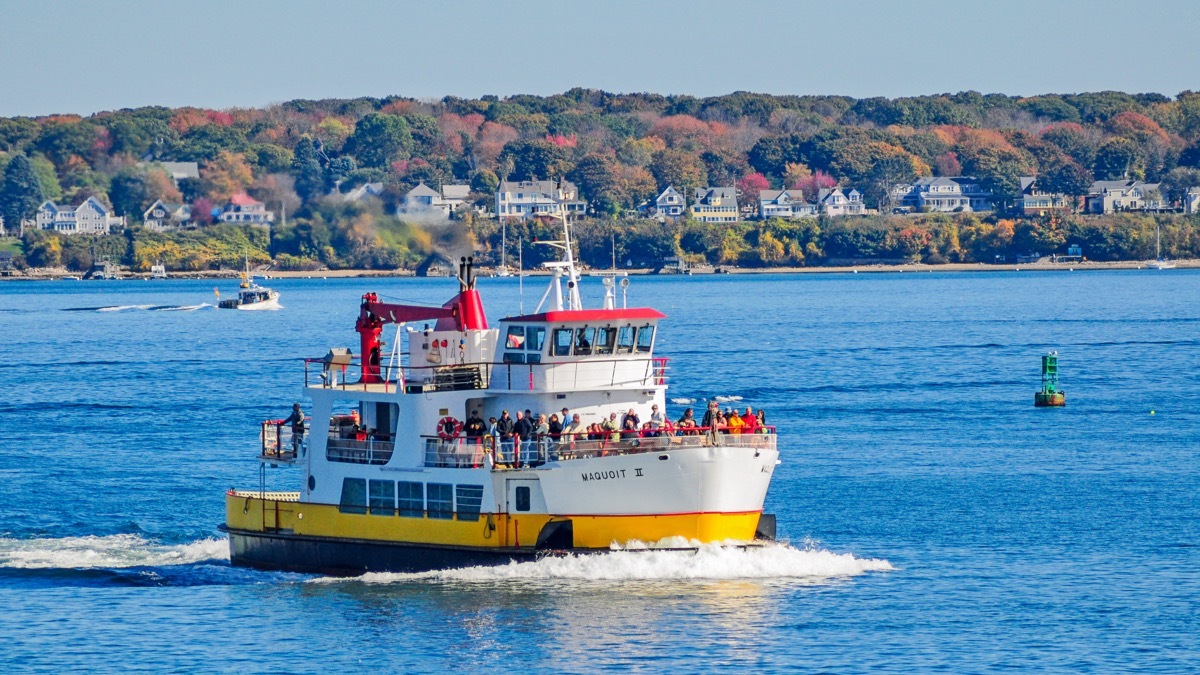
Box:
[219,194,274,225]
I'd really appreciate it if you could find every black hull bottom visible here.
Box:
[222,527,544,576]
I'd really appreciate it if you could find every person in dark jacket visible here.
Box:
[495,410,515,462]
[513,411,534,466]
[282,403,305,455]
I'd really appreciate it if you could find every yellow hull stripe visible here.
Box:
[226,494,760,549]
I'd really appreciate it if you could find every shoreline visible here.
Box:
[2,258,1196,281]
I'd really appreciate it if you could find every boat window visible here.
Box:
[636,325,655,353]
[526,326,545,352]
[502,351,526,364]
[338,478,367,514]
[595,327,617,355]
[505,326,526,350]
[574,327,595,356]
[515,486,531,512]
[369,480,395,513]
[616,326,635,354]
[427,483,454,520]
[553,328,573,356]
[456,485,484,521]
[397,481,424,517]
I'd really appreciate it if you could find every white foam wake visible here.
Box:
[316,542,893,585]
[670,397,696,404]
[713,395,744,403]
[97,304,155,312]
[0,534,229,569]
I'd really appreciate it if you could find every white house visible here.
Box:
[891,177,994,212]
[496,179,586,220]
[1185,187,1200,215]
[29,197,126,235]
[142,200,192,231]
[137,161,200,185]
[401,182,472,219]
[816,187,866,216]
[1085,180,1165,214]
[218,193,274,225]
[759,189,816,219]
[690,187,738,223]
[653,186,686,219]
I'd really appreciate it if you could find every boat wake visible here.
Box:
[0,534,228,569]
[63,303,215,312]
[315,542,893,585]
[713,395,744,403]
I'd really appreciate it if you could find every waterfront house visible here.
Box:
[653,186,686,219]
[891,177,994,212]
[1185,187,1200,214]
[137,161,200,186]
[142,200,192,231]
[759,189,816,219]
[1015,177,1070,216]
[495,178,586,220]
[690,187,738,223]
[1084,180,1165,214]
[343,182,384,203]
[30,197,126,235]
[816,187,866,216]
[218,193,274,225]
[401,182,471,219]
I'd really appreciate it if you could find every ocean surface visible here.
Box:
[1,270,1198,672]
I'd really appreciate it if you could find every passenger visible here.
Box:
[621,418,638,440]
[701,400,719,432]
[548,413,563,439]
[741,407,758,434]
[560,407,570,424]
[622,408,640,430]
[649,404,665,432]
[282,403,305,456]
[587,422,602,441]
[563,413,586,446]
[757,409,768,433]
[465,410,486,444]
[534,414,550,463]
[727,409,744,435]
[640,422,654,438]
[677,408,697,435]
[513,411,534,467]
[495,410,515,463]
[601,412,620,441]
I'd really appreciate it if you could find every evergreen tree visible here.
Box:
[291,137,324,202]
[1,154,44,233]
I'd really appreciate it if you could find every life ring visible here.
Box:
[438,416,463,440]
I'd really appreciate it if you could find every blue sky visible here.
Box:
[2,0,1199,116]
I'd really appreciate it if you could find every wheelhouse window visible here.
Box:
[553,328,573,356]
[635,325,655,353]
[574,327,595,356]
[526,326,545,353]
[595,327,617,355]
[505,326,526,350]
[616,326,635,354]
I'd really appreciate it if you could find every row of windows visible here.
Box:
[503,324,654,362]
[340,479,484,520]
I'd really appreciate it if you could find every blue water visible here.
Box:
[2,270,1198,672]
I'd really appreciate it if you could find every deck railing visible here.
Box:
[326,434,396,465]
[305,354,669,393]
[421,426,775,469]
[260,420,307,461]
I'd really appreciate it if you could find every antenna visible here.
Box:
[518,238,524,314]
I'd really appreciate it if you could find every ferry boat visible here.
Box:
[221,220,779,575]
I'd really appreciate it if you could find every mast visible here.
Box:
[501,220,507,270]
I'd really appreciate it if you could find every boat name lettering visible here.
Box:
[581,469,627,482]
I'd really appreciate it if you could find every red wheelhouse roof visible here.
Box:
[501,308,666,323]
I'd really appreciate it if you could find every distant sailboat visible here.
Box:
[1148,223,1176,270]
[495,220,513,277]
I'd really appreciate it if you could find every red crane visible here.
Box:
[355,258,488,383]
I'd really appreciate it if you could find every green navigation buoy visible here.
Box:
[1034,351,1066,407]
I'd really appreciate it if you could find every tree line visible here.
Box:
[4,89,1200,269]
